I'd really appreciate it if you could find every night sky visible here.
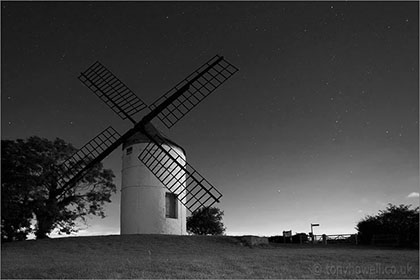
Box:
[2,1,419,237]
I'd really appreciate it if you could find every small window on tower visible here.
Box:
[126,147,133,155]
[165,193,177,219]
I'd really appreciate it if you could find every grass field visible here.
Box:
[1,234,418,279]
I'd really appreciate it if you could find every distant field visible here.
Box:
[1,234,418,279]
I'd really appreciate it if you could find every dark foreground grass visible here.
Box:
[1,234,418,279]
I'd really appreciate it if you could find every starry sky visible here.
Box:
[2,1,419,237]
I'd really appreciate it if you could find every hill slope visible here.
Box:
[1,234,418,279]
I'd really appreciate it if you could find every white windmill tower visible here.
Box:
[121,124,188,234]
[55,55,238,235]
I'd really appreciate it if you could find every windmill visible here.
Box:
[56,55,238,234]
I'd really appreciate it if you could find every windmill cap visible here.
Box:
[122,122,185,155]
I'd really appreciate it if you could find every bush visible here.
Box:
[268,233,308,244]
[292,233,308,243]
[268,235,284,243]
[356,204,419,247]
[187,207,225,235]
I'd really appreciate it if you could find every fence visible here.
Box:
[269,233,410,246]
[312,234,358,245]
[269,233,358,245]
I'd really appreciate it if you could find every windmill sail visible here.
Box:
[67,54,238,216]
[79,61,147,123]
[138,134,222,213]
[148,55,239,129]
[57,126,121,188]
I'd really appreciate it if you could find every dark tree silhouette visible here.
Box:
[1,136,116,241]
[187,207,225,235]
[356,203,419,246]
[1,139,34,241]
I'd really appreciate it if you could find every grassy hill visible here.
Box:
[1,234,418,279]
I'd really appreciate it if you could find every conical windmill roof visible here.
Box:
[122,122,185,155]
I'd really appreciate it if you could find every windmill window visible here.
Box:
[165,192,177,219]
[126,147,133,155]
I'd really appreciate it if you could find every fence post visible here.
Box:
[322,234,327,245]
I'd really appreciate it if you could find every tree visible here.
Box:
[356,203,419,246]
[1,141,33,241]
[1,136,116,241]
[187,207,225,235]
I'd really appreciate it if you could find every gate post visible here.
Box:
[322,234,327,245]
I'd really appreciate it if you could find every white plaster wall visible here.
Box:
[121,142,187,235]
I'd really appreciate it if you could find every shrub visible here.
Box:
[356,204,419,247]
[187,207,225,235]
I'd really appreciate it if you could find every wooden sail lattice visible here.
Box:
[138,134,222,213]
[149,55,239,128]
[79,61,147,122]
[57,126,121,187]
